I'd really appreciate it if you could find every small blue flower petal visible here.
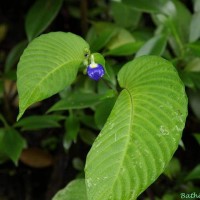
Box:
[87,64,105,81]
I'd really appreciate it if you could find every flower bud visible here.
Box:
[87,63,105,81]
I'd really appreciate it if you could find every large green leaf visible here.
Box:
[52,179,87,200]
[85,56,187,200]
[25,0,63,41]
[17,32,89,120]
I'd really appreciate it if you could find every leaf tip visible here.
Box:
[17,110,24,121]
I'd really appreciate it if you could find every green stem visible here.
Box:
[102,79,118,95]
[0,114,9,128]
[168,20,185,58]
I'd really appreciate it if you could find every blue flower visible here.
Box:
[87,63,105,81]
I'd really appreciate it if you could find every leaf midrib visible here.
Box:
[20,59,82,111]
[100,89,134,200]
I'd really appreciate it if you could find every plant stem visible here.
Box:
[102,79,118,95]
[0,114,9,128]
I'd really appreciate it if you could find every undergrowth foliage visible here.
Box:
[5,0,200,199]
[17,32,187,199]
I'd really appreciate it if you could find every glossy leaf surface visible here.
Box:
[85,56,187,200]
[17,32,89,120]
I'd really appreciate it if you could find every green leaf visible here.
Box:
[189,12,200,42]
[85,56,187,200]
[0,128,26,165]
[163,157,181,179]
[86,22,119,52]
[79,114,98,130]
[95,98,116,130]
[179,139,185,150]
[0,129,8,164]
[72,76,96,94]
[5,40,28,72]
[169,0,191,43]
[65,113,80,142]
[14,115,65,131]
[185,164,200,181]
[193,133,200,145]
[194,0,200,12]
[104,28,143,56]
[122,0,168,13]
[135,34,167,57]
[155,1,191,56]
[17,32,89,120]
[162,194,177,200]
[25,0,63,41]
[80,129,96,146]
[106,29,135,50]
[97,65,117,89]
[111,1,141,28]
[179,69,200,89]
[188,89,200,119]
[184,58,200,72]
[183,58,200,88]
[187,41,200,57]
[92,53,105,67]
[47,90,115,113]
[52,179,87,200]
[72,157,84,171]
[104,41,143,56]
